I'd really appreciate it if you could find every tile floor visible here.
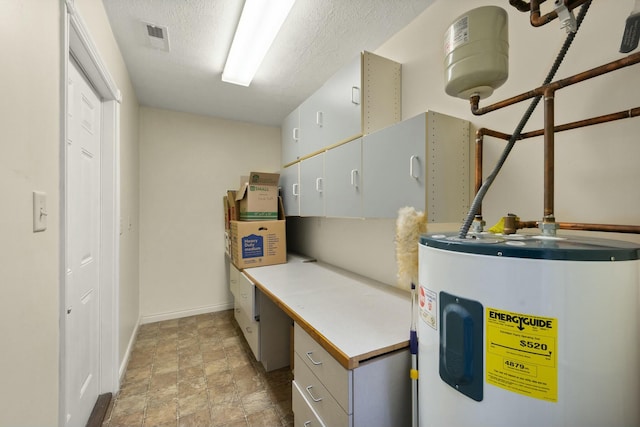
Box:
[102,310,294,427]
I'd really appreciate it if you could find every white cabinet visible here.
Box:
[362,111,470,220]
[230,263,291,371]
[292,323,411,427]
[324,138,362,218]
[299,153,325,217]
[282,107,300,166]
[280,163,300,216]
[283,51,401,165]
[232,270,260,360]
[299,56,361,158]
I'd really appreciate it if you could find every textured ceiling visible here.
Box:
[102,0,435,127]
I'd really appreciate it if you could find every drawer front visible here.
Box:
[294,353,350,427]
[294,323,351,412]
[235,305,260,361]
[237,272,257,319]
[292,380,326,427]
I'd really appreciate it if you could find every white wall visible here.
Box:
[139,107,281,321]
[0,2,61,424]
[0,1,139,424]
[289,0,640,286]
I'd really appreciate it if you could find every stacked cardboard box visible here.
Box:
[225,172,287,269]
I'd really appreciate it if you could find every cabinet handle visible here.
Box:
[293,127,299,141]
[305,385,323,402]
[305,351,323,365]
[245,326,253,334]
[241,292,247,299]
[303,422,312,427]
[315,177,323,193]
[292,183,299,197]
[316,111,323,127]
[352,86,361,105]
[350,169,359,188]
[409,155,420,179]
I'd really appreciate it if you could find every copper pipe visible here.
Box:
[509,0,533,12]
[544,88,555,217]
[529,0,590,28]
[471,52,640,116]
[520,107,640,138]
[511,220,640,234]
[474,128,513,216]
[557,223,640,234]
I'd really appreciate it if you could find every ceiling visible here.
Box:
[102,0,435,127]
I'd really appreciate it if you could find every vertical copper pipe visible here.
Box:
[475,131,484,206]
[544,88,555,217]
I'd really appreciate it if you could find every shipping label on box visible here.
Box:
[236,172,280,221]
[230,219,286,269]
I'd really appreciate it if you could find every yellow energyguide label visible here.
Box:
[486,307,558,402]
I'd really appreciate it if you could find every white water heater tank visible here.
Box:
[418,233,640,427]
[444,6,509,99]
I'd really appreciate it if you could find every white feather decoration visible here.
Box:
[395,206,427,290]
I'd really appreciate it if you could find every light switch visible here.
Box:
[33,191,47,232]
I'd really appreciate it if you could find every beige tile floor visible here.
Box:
[102,310,294,427]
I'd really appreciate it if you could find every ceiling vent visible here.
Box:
[144,23,170,52]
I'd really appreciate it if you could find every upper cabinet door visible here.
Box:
[299,54,362,159]
[299,153,325,217]
[362,112,470,221]
[281,107,300,166]
[279,164,300,217]
[325,138,362,218]
[362,113,427,219]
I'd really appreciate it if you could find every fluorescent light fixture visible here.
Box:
[222,0,296,86]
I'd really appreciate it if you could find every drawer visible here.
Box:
[294,353,350,427]
[294,323,351,412]
[235,304,260,360]
[292,380,326,427]
[237,272,257,319]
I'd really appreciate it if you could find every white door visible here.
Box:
[65,58,102,427]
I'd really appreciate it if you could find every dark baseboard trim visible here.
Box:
[86,392,113,427]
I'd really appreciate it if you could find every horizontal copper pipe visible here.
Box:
[471,52,640,116]
[558,223,640,234]
[509,219,640,234]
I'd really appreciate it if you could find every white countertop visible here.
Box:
[243,256,411,369]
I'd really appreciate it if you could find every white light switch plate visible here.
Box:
[33,191,47,232]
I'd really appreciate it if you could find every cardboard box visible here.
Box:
[236,172,280,221]
[227,190,238,222]
[230,219,286,269]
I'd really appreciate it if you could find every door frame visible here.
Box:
[60,1,121,425]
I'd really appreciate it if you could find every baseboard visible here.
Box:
[119,317,141,382]
[140,302,234,325]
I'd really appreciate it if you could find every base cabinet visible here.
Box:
[292,323,411,427]
[230,263,291,371]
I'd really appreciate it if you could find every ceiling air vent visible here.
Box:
[144,22,170,52]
